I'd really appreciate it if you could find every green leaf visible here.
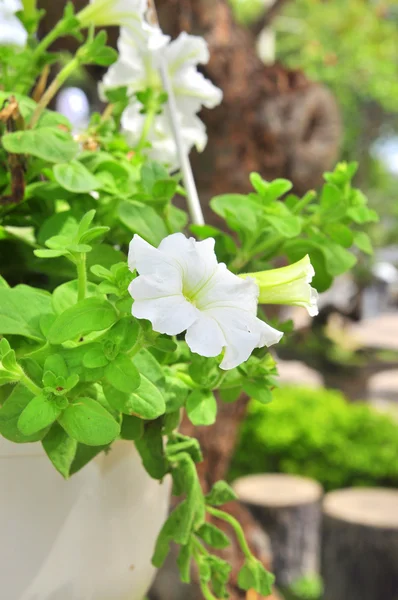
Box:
[105,354,141,394]
[0,385,46,443]
[211,195,262,238]
[135,419,168,480]
[105,374,165,420]
[44,354,69,379]
[70,443,108,475]
[119,201,168,246]
[325,223,354,248]
[347,205,379,224]
[0,285,53,341]
[18,394,61,436]
[152,500,193,567]
[263,212,301,238]
[2,127,79,163]
[186,390,217,426]
[141,161,168,193]
[59,397,120,446]
[120,414,143,441]
[243,380,273,404]
[320,183,345,221]
[83,345,109,368]
[177,543,192,584]
[205,481,237,506]
[42,423,78,479]
[48,298,117,344]
[266,178,293,200]
[53,161,101,194]
[353,231,373,255]
[322,242,357,277]
[134,349,165,388]
[197,523,231,549]
[52,280,101,314]
[238,559,275,596]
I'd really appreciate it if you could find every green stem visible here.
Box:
[77,254,87,302]
[207,506,252,560]
[22,0,37,20]
[19,371,42,396]
[32,21,69,62]
[29,56,80,128]
[191,538,219,600]
[136,105,157,151]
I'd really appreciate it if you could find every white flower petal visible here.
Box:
[158,233,218,296]
[164,32,210,72]
[208,308,283,370]
[128,273,181,300]
[132,295,198,336]
[121,104,207,170]
[0,10,27,46]
[174,68,223,112]
[2,0,23,14]
[186,314,226,358]
[128,234,180,279]
[197,265,259,313]
[82,0,146,31]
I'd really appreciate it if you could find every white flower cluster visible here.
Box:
[100,6,223,169]
[0,0,27,47]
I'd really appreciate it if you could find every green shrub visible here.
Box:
[230,386,398,491]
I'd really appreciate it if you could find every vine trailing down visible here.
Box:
[0,0,378,598]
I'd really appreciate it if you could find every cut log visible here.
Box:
[233,474,323,587]
[322,488,398,600]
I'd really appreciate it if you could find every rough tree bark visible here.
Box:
[155,0,342,203]
[322,489,398,600]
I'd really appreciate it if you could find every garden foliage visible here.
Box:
[231,386,398,491]
[0,2,379,597]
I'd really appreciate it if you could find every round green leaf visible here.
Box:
[59,398,120,446]
[48,298,117,344]
[53,160,101,194]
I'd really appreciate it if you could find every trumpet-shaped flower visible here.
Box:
[77,0,146,37]
[128,234,283,370]
[101,28,222,167]
[242,255,319,316]
[0,0,27,47]
[122,104,207,170]
[102,29,223,114]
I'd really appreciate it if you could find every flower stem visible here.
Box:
[77,254,87,302]
[19,370,42,396]
[147,1,205,226]
[29,56,80,128]
[207,506,252,560]
[32,21,68,61]
[136,105,156,151]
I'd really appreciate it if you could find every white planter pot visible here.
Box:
[0,438,171,600]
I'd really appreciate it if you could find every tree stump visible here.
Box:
[322,488,398,600]
[233,474,323,587]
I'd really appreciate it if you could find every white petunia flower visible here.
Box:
[242,255,319,317]
[102,28,223,114]
[100,27,222,168]
[122,104,207,170]
[0,0,27,47]
[77,0,168,48]
[128,234,283,370]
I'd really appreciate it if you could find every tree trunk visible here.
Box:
[233,474,323,587]
[322,488,398,600]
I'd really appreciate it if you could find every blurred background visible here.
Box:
[37,1,398,599]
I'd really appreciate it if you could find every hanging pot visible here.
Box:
[0,437,171,600]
